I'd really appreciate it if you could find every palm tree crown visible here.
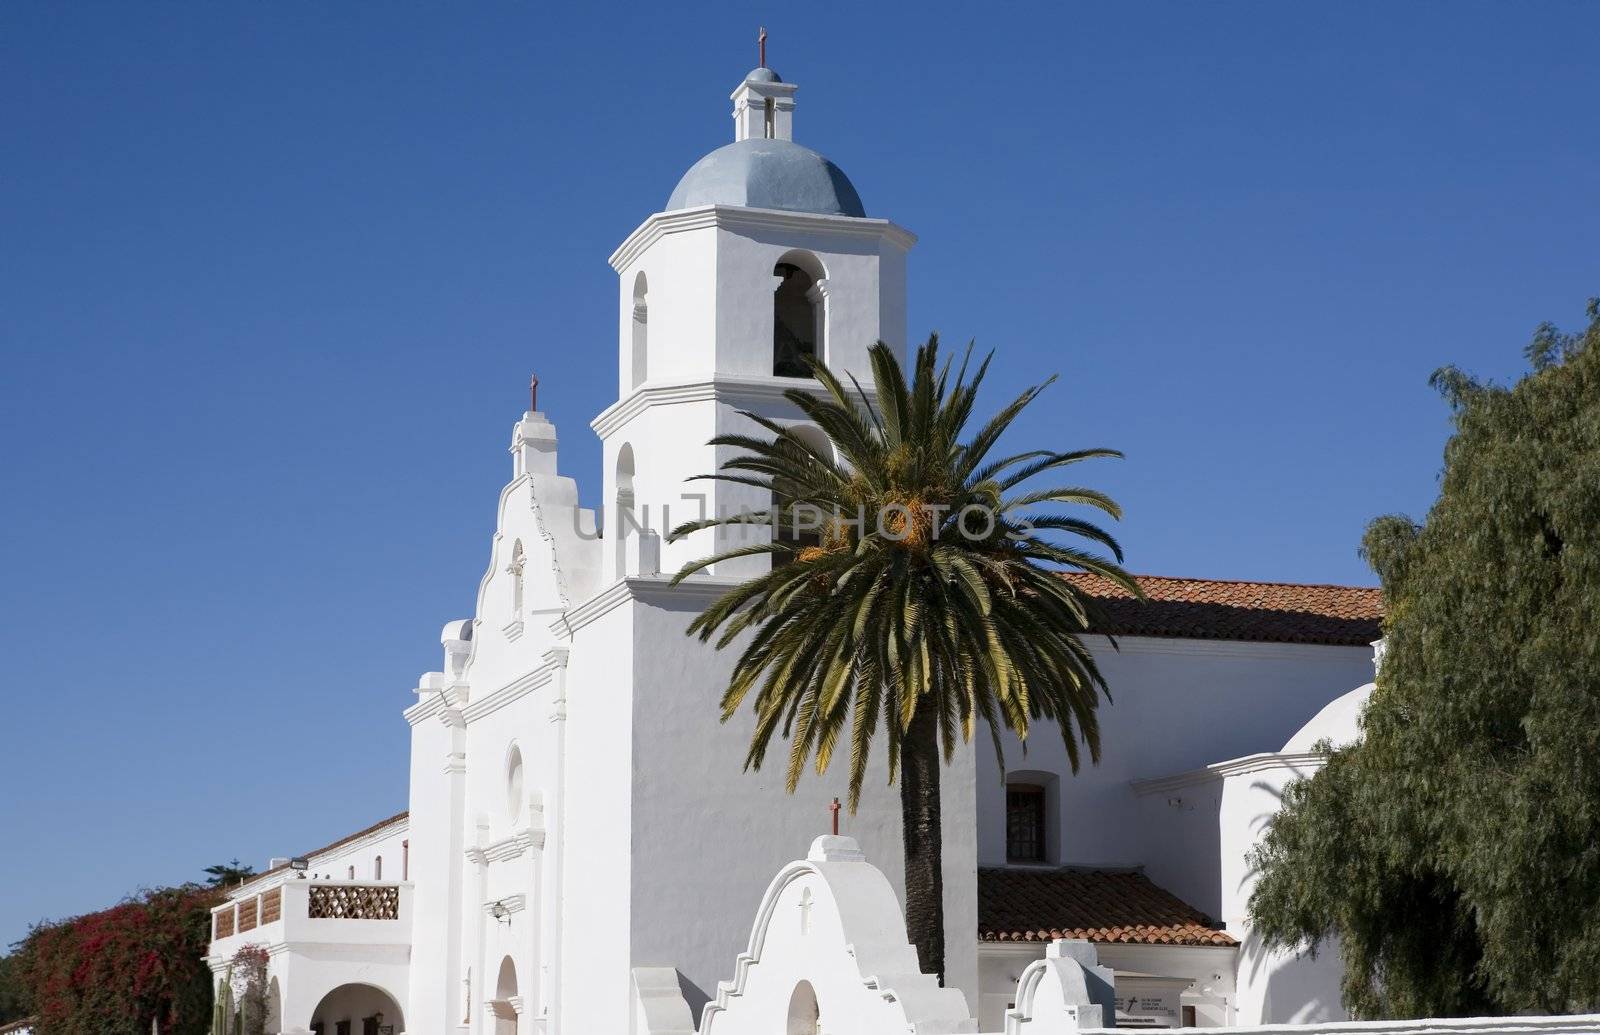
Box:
[671,335,1137,802]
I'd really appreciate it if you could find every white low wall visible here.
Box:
[631,835,1600,1035]
[1068,1019,1600,1035]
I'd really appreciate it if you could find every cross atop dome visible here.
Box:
[665,56,865,216]
[731,43,797,142]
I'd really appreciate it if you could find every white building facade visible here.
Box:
[206,64,1382,1035]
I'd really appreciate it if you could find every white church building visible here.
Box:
[204,61,1384,1035]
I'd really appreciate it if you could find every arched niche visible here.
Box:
[772,250,827,377]
[506,538,526,620]
[491,956,520,1035]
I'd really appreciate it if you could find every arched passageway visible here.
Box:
[307,982,404,1035]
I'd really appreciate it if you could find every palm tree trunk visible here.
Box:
[900,702,946,983]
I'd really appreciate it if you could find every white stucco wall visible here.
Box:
[608,580,978,1023]
[1128,683,1377,1025]
[976,637,1376,871]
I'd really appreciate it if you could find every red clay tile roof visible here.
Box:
[979,867,1238,947]
[1061,573,1382,647]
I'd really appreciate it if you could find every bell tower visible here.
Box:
[592,62,916,580]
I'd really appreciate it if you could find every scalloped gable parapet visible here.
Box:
[634,834,976,1035]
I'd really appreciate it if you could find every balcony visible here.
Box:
[209,880,413,959]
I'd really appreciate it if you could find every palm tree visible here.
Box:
[669,335,1137,982]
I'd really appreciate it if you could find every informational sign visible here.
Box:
[1113,975,1190,1027]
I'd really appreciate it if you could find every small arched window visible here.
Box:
[506,744,525,822]
[612,444,637,576]
[772,254,825,377]
[374,856,382,880]
[630,272,649,390]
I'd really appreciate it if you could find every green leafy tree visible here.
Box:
[202,861,254,889]
[672,336,1136,980]
[0,947,35,1023]
[1249,298,1600,1017]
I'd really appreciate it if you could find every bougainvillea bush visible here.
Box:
[19,885,217,1034]
[229,944,270,1035]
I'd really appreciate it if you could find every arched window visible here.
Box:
[374,856,383,880]
[772,253,826,377]
[506,744,525,823]
[630,272,649,390]
[612,444,637,577]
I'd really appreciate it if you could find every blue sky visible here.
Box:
[2,1,1596,947]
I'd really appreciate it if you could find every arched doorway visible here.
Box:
[307,983,404,1035]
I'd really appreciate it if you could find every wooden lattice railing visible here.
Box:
[260,886,282,925]
[307,883,401,920]
[237,898,257,933]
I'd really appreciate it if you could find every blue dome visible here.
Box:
[666,138,865,218]
[745,66,782,83]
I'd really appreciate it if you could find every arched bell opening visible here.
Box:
[772,251,827,377]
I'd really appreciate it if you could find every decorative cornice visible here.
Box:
[403,691,445,728]
[463,664,555,725]
[555,574,743,639]
[608,204,916,273]
[1130,751,1329,796]
[473,826,546,864]
[591,374,876,440]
